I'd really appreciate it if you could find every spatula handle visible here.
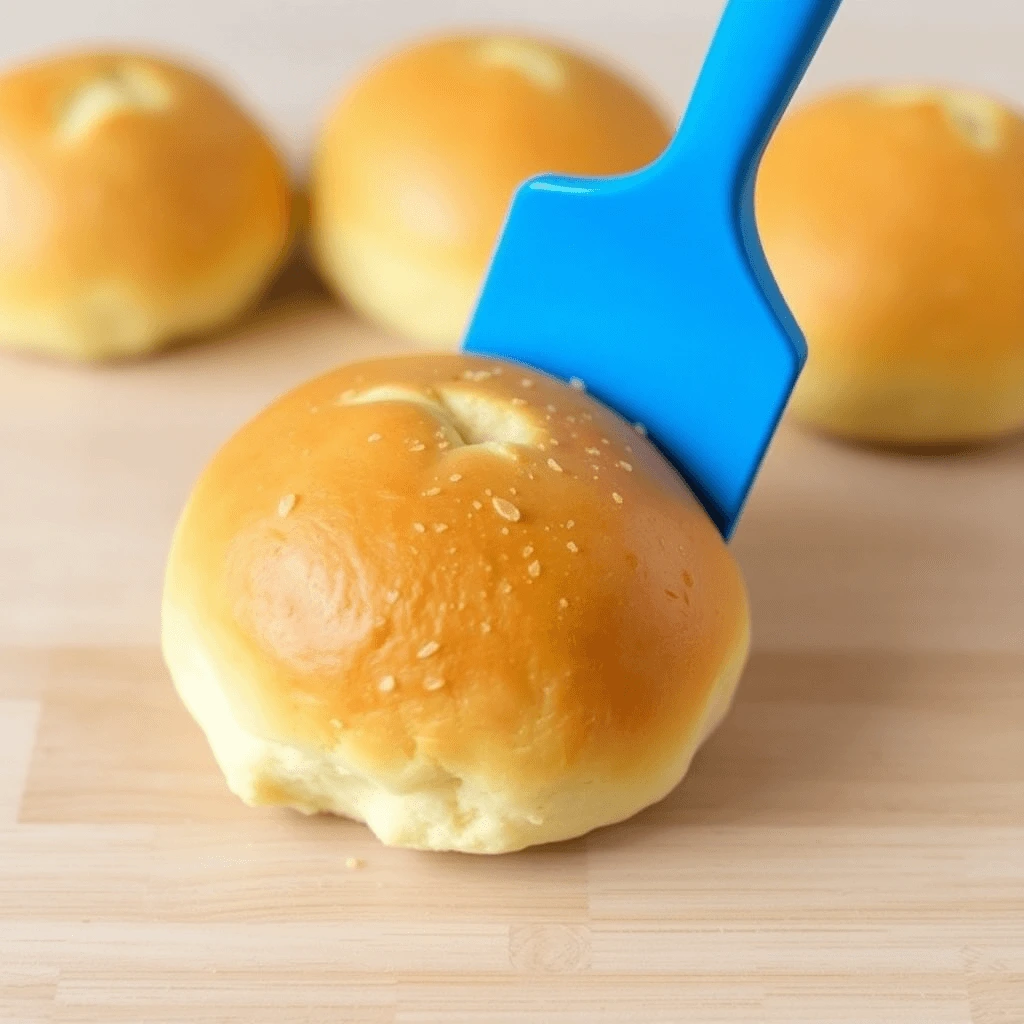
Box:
[666,0,842,193]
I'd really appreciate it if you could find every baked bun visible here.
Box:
[162,354,748,854]
[0,51,292,361]
[310,35,671,348]
[756,86,1024,445]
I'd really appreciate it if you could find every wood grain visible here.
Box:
[1,269,1022,1022]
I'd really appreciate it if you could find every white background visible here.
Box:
[2,0,1022,169]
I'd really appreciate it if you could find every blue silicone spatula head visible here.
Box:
[463,0,843,537]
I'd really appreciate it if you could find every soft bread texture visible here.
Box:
[310,35,672,348]
[756,86,1024,445]
[0,51,292,361]
[162,354,749,854]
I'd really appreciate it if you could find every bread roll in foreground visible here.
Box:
[757,86,1024,445]
[0,51,292,361]
[311,35,671,348]
[163,355,749,853]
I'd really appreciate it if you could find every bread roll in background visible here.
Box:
[163,355,749,854]
[756,86,1024,445]
[0,51,293,361]
[310,35,672,349]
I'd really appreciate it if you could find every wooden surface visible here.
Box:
[1,265,1022,1023]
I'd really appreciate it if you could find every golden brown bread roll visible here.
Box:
[756,86,1024,445]
[162,354,749,854]
[310,35,672,348]
[0,51,292,361]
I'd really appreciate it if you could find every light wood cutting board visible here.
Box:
[1,267,1022,1024]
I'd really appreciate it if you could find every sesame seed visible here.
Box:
[433,523,448,533]
[521,378,534,388]
[345,857,364,870]
[410,442,426,452]
[484,488,493,496]
[410,546,419,554]
[417,641,440,659]
[413,522,426,533]
[423,487,441,497]
[509,487,517,496]
[612,492,624,504]
[586,447,601,456]
[511,397,527,406]
[566,416,576,424]
[634,423,647,436]
[501,527,509,535]
[449,474,463,483]
[547,404,557,413]
[277,494,296,517]
[549,438,559,446]
[601,438,610,445]
[527,560,541,578]
[378,675,396,693]
[566,541,579,553]
[492,496,521,522]
[559,598,569,609]
[339,389,357,402]
[522,545,534,558]
[500,581,513,594]
[547,458,563,473]
[424,677,445,691]
[481,621,492,633]
[472,500,483,510]
[569,376,586,391]
[385,590,399,604]
[625,446,633,454]
[367,433,382,443]
[618,461,633,472]
[566,519,575,529]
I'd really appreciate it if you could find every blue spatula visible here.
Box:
[463,0,843,538]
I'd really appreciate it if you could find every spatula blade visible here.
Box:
[463,166,805,538]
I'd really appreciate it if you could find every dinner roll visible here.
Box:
[163,354,749,854]
[310,35,672,348]
[756,86,1024,445]
[0,51,292,361]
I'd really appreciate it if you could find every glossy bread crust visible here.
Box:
[163,354,749,853]
[0,51,293,360]
[310,35,671,348]
[757,87,1024,444]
